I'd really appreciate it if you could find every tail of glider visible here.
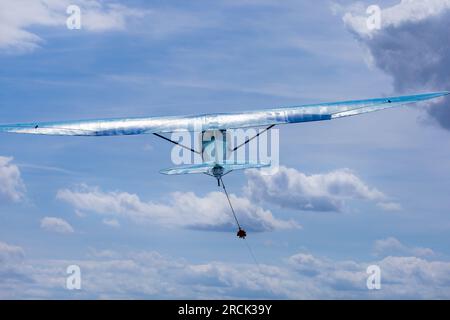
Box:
[160,161,270,176]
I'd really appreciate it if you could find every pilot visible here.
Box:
[237,228,247,239]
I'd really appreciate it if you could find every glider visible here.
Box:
[1,91,448,237]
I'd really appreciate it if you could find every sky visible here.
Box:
[1,0,450,299]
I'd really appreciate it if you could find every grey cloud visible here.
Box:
[342,0,450,130]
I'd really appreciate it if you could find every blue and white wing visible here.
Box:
[0,92,447,136]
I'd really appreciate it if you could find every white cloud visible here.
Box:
[102,218,120,228]
[373,237,435,258]
[378,256,450,289]
[40,217,74,234]
[288,252,367,292]
[56,185,299,232]
[342,0,450,37]
[377,202,402,211]
[0,0,146,53]
[80,3,145,32]
[0,156,25,203]
[244,166,393,212]
[1,238,449,299]
[287,251,450,298]
[288,253,326,276]
[341,0,450,130]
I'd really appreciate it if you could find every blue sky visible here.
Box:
[1,0,450,299]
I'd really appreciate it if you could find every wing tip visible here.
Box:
[432,91,449,97]
[427,91,449,98]
[407,91,450,102]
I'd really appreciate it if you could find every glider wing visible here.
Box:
[0,92,447,136]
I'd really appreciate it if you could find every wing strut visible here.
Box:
[155,124,275,157]
[219,176,246,239]
[153,133,201,154]
[231,125,275,152]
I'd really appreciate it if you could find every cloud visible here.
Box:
[0,241,28,296]
[0,241,24,263]
[0,0,146,53]
[56,185,299,232]
[341,0,450,130]
[244,166,394,212]
[341,0,450,37]
[1,238,450,299]
[287,250,450,298]
[373,237,435,258]
[40,217,74,234]
[79,3,145,32]
[287,253,326,276]
[288,252,367,292]
[102,218,120,228]
[377,256,450,290]
[377,202,402,211]
[0,156,25,203]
